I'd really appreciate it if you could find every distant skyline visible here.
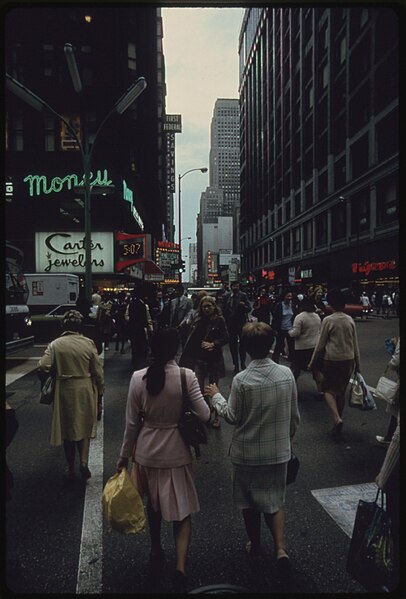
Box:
[162,6,244,278]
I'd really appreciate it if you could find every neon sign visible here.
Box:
[23,169,112,197]
[352,260,396,276]
[122,179,144,230]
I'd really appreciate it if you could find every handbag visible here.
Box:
[347,489,394,591]
[39,342,56,405]
[286,452,300,485]
[349,372,377,411]
[178,368,208,459]
[374,367,399,405]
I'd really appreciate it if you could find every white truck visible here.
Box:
[25,273,80,314]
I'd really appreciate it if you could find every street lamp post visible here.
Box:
[178,167,207,284]
[6,46,147,301]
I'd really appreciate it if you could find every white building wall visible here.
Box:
[202,216,233,280]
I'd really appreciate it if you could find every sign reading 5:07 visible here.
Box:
[115,232,148,272]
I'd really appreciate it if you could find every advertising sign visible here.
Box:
[35,232,114,273]
[163,114,182,133]
[156,241,180,283]
[166,133,176,193]
[115,232,150,272]
[219,252,240,266]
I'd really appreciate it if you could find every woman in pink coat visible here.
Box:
[116,328,210,592]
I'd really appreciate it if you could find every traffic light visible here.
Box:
[178,259,186,273]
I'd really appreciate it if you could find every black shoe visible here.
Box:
[173,570,187,593]
[149,549,165,576]
[276,555,291,580]
[79,463,91,481]
[332,420,343,438]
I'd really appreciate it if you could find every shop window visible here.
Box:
[334,155,346,189]
[318,170,328,202]
[374,50,398,113]
[303,219,313,250]
[128,42,137,71]
[376,176,398,225]
[283,232,290,257]
[349,82,370,136]
[294,192,301,215]
[12,112,24,151]
[350,189,370,235]
[44,115,55,151]
[350,134,369,179]
[293,226,301,253]
[331,202,346,240]
[315,212,328,245]
[305,182,313,209]
[375,108,398,163]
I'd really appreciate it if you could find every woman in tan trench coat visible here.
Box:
[38,310,104,481]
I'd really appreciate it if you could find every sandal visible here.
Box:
[212,417,221,428]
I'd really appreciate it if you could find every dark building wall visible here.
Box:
[238,7,399,291]
[5,6,168,271]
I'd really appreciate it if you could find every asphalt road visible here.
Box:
[5,315,400,594]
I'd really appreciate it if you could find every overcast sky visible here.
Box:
[162,7,244,274]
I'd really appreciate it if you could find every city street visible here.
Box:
[5,315,399,594]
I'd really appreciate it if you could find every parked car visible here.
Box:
[30,304,75,341]
[324,302,371,318]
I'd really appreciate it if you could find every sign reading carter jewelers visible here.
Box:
[35,232,114,273]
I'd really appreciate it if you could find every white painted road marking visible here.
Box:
[311,482,378,538]
[76,413,104,594]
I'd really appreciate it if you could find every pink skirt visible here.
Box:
[137,463,200,522]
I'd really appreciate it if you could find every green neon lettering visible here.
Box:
[23,170,112,197]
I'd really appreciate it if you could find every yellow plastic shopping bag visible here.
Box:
[102,469,146,534]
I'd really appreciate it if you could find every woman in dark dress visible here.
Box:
[180,296,229,428]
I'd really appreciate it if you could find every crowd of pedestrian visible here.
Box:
[27,278,399,592]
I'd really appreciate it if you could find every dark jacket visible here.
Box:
[180,314,229,376]
[222,290,251,328]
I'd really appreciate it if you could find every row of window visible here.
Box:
[243,175,398,266]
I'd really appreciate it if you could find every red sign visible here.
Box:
[261,269,276,281]
[352,260,396,276]
[115,232,148,272]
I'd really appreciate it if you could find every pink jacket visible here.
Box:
[120,360,210,467]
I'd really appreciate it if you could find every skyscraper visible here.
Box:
[239,7,399,291]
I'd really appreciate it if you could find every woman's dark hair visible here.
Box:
[142,328,180,395]
[327,288,346,311]
[301,297,316,312]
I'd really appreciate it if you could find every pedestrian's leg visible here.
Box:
[147,499,163,556]
[63,440,76,474]
[264,508,288,558]
[272,333,283,363]
[173,515,191,575]
[229,331,239,370]
[77,438,92,479]
[286,333,295,362]
[336,393,346,418]
[242,508,261,554]
[385,415,398,442]
[324,391,343,431]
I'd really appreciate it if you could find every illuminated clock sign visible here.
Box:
[115,231,150,272]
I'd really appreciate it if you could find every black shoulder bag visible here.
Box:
[178,368,208,459]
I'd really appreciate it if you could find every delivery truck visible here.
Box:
[25,273,80,314]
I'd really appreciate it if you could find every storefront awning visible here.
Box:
[143,259,165,281]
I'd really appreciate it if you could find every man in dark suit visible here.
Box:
[222,281,251,374]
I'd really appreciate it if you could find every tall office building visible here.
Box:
[5,6,171,289]
[209,98,240,217]
[197,99,240,283]
[239,7,399,290]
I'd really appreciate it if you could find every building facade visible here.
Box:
[5,6,172,291]
[238,7,399,291]
[197,98,240,284]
